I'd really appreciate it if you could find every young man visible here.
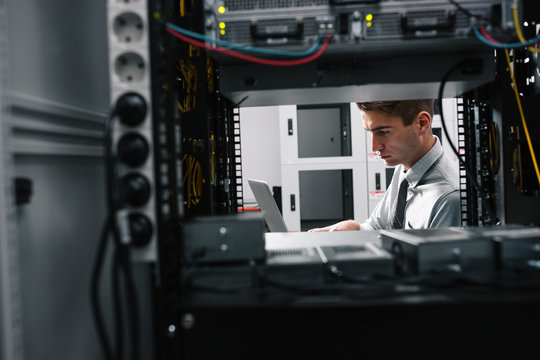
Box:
[309,99,460,231]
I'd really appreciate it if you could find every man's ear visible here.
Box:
[417,111,431,134]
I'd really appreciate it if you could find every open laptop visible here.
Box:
[247,179,288,232]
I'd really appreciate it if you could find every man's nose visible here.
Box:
[371,134,383,153]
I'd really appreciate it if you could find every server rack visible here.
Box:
[107,0,540,358]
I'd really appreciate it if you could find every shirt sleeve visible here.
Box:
[358,191,389,230]
[429,189,461,228]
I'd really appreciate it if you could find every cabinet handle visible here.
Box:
[288,118,293,136]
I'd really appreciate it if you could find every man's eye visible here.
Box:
[377,131,389,135]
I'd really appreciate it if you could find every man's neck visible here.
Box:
[404,135,436,170]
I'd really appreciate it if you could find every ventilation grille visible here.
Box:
[365,12,401,38]
[224,0,327,11]
[324,245,366,255]
[268,248,307,258]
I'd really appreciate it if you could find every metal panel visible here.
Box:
[0,0,154,359]
[14,157,107,360]
[6,0,110,114]
[0,0,23,358]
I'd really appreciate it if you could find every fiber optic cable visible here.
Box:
[166,22,323,57]
[479,26,501,44]
[473,26,540,49]
[504,49,540,186]
[165,27,331,66]
[448,0,539,49]
[512,0,540,53]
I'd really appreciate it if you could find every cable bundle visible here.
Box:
[163,20,332,66]
[90,110,141,360]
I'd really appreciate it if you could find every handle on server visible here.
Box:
[251,20,304,40]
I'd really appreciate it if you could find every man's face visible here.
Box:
[362,110,423,170]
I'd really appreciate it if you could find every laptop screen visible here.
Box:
[247,179,288,232]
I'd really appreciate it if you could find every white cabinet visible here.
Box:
[279,104,369,231]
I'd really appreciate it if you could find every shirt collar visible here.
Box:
[404,136,443,187]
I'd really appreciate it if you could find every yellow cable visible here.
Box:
[504,49,540,186]
[512,6,540,52]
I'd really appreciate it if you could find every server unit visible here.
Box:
[205,0,502,49]
[200,1,504,106]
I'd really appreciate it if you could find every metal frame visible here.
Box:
[0,0,24,358]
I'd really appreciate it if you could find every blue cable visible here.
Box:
[166,22,322,57]
[473,26,540,49]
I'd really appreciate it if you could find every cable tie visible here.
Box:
[116,209,132,245]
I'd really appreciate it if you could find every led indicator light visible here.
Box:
[366,22,372,28]
[366,14,373,21]
[220,30,226,35]
[219,22,226,29]
[218,6,226,14]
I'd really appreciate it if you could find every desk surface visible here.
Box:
[265,230,382,249]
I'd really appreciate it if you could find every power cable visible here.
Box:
[90,217,114,360]
[165,22,324,57]
[91,105,142,360]
[165,26,332,66]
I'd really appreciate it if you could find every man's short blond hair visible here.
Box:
[356,99,435,126]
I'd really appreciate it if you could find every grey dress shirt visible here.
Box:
[359,136,460,230]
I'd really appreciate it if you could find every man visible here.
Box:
[309,99,460,231]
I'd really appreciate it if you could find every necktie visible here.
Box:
[391,178,409,229]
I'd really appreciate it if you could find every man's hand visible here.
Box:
[308,220,360,232]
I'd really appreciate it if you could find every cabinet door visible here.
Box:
[279,104,369,231]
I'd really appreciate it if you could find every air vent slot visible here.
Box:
[268,248,307,258]
[324,245,366,255]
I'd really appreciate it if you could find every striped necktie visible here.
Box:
[391,178,409,229]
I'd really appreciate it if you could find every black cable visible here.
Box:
[104,105,141,360]
[447,0,494,24]
[104,109,124,360]
[90,216,114,360]
[437,59,498,224]
[119,245,140,360]
[89,109,121,360]
[112,249,124,360]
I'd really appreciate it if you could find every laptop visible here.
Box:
[247,179,288,232]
